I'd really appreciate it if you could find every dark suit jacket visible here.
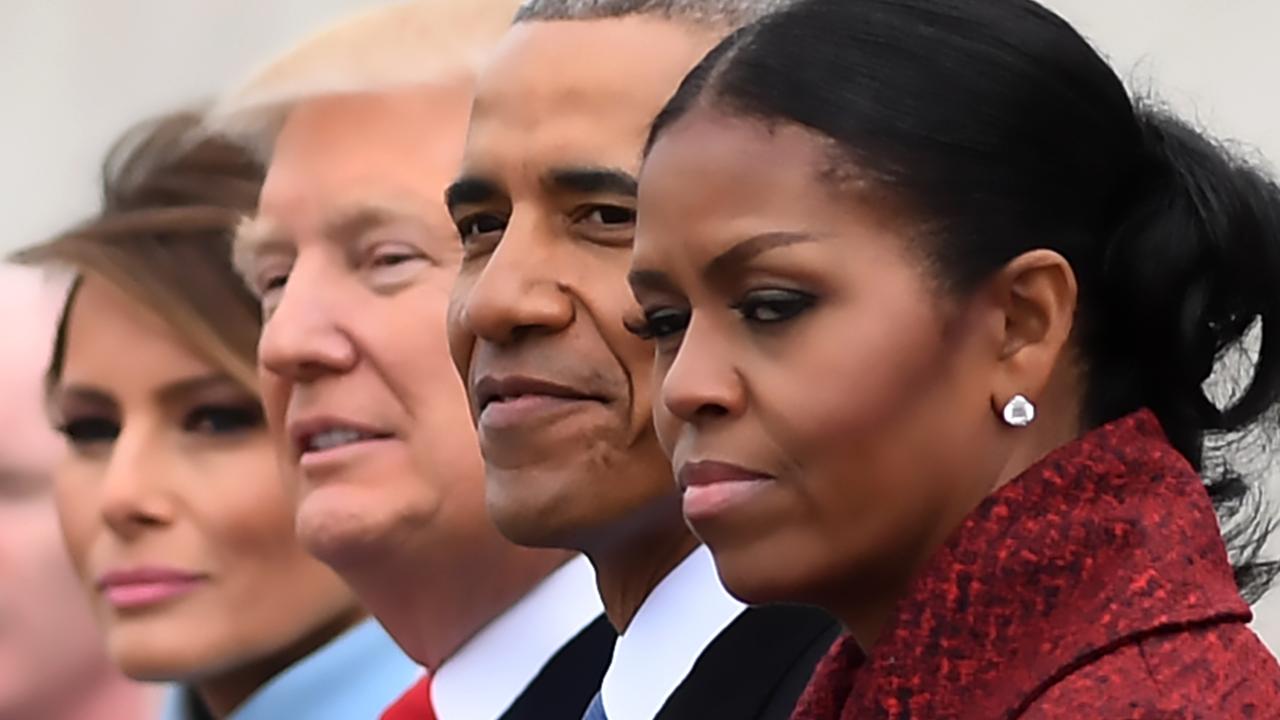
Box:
[656,604,839,720]
[792,411,1280,720]
[380,614,615,720]
[501,614,616,719]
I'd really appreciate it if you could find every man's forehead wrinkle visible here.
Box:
[492,54,658,100]
[477,36,658,115]
[472,94,654,154]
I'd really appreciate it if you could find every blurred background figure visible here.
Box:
[14,112,417,720]
[0,263,160,720]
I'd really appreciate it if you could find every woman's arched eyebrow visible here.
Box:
[705,231,817,280]
[627,267,678,295]
[629,231,819,294]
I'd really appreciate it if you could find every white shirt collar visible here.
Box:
[432,555,603,720]
[600,545,747,720]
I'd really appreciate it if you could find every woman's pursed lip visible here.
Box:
[96,566,206,588]
[678,460,774,490]
[95,567,209,610]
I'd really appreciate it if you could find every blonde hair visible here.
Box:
[208,0,522,157]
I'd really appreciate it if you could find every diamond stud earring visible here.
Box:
[1001,394,1036,428]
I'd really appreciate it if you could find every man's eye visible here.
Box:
[733,289,817,325]
[371,251,418,268]
[253,261,293,303]
[625,307,690,340]
[262,272,288,293]
[256,272,289,319]
[456,214,507,244]
[366,243,427,271]
[581,206,636,227]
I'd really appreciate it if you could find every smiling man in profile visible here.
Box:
[447,2,839,718]
[211,2,613,718]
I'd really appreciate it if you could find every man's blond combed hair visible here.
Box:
[208,0,522,157]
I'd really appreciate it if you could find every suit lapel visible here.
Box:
[656,605,839,720]
[498,614,615,720]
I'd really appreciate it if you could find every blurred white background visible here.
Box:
[0,0,385,250]
[1,0,1278,649]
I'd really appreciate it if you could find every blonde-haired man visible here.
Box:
[213,2,611,718]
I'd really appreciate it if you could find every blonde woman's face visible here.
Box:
[50,275,358,681]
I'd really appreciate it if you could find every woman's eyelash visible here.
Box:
[184,404,265,434]
[732,289,817,324]
[625,308,690,340]
[623,316,659,339]
[57,417,119,444]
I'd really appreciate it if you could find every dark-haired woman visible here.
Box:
[626,0,1280,716]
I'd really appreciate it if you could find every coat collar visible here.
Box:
[798,410,1251,720]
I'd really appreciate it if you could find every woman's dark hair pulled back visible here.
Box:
[649,0,1280,600]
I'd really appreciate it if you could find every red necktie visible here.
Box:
[381,676,435,720]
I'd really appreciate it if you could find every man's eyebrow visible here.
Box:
[706,231,819,280]
[445,177,503,211]
[320,200,427,244]
[544,166,638,197]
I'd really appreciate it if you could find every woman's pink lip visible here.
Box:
[96,567,207,610]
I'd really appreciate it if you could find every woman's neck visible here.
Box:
[833,409,1086,651]
[196,608,365,718]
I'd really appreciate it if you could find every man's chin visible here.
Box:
[486,491,608,553]
[294,487,421,572]
[488,475,693,562]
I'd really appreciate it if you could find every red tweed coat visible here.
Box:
[792,411,1280,719]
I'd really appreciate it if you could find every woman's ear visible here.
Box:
[982,249,1078,414]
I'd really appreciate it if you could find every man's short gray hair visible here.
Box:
[514,0,789,28]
